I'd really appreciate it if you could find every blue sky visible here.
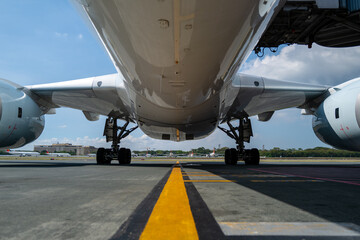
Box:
[1,1,360,151]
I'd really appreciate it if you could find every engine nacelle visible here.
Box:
[0,79,45,149]
[313,78,360,151]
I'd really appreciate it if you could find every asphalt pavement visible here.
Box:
[0,158,360,240]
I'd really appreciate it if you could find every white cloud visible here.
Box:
[241,44,360,86]
[58,125,67,128]
[54,32,68,39]
[54,32,84,41]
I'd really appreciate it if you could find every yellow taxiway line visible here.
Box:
[140,162,198,240]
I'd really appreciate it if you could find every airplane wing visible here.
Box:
[27,72,328,124]
[26,74,133,121]
[221,73,328,122]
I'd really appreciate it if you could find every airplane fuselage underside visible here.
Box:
[78,0,280,141]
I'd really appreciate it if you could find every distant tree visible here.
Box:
[0,150,10,155]
[40,150,48,155]
[260,147,360,158]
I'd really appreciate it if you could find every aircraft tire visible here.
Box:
[224,149,231,165]
[104,149,112,165]
[118,148,127,164]
[244,148,260,165]
[96,148,106,165]
[229,148,238,165]
[125,148,131,164]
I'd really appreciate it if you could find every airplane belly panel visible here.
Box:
[139,120,217,141]
[134,91,219,125]
[131,87,220,141]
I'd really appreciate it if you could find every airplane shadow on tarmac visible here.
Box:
[185,162,360,231]
[112,160,360,233]
[1,159,360,235]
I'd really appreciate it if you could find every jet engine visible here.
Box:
[0,79,45,149]
[312,79,360,151]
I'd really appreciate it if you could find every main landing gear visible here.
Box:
[218,118,260,166]
[96,117,138,165]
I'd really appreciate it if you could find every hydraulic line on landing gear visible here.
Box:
[218,118,260,166]
[96,117,138,165]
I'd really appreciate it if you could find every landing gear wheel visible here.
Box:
[225,148,238,165]
[96,148,106,165]
[118,148,127,164]
[118,148,131,164]
[218,118,261,166]
[104,149,112,165]
[225,149,231,165]
[125,148,131,164]
[244,148,260,165]
[101,118,137,166]
[229,148,238,165]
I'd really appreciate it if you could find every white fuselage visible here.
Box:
[74,0,281,141]
[7,150,40,157]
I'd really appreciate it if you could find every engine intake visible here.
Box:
[0,79,45,149]
[313,79,360,151]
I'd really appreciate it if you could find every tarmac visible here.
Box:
[0,157,360,240]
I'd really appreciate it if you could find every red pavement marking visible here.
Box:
[249,168,360,187]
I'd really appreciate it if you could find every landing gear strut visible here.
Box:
[96,117,138,165]
[218,118,260,166]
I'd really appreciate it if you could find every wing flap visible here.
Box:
[26,74,132,119]
[222,73,328,120]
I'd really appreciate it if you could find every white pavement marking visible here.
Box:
[219,222,360,236]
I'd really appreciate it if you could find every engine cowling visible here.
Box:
[312,78,360,151]
[0,79,45,149]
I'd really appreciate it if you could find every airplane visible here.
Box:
[208,148,217,158]
[46,152,72,157]
[6,149,40,157]
[1,0,360,166]
[144,148,152,158]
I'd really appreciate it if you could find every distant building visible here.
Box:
[34,143,97,156]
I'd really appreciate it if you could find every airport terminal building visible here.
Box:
[34,143,97,156]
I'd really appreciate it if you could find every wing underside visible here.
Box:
[221,74,328,122]
[26,74,132,121]
[26,72,327,128]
